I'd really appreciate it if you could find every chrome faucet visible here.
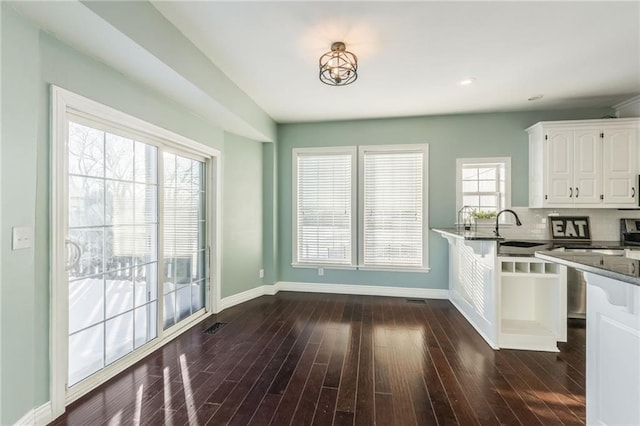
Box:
[494,209,522,237]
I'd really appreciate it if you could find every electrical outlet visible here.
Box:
[318,267,324,276]
[259,269,264,278]
[12,226,33,250]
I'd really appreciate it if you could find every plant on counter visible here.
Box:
[471,210,497,219]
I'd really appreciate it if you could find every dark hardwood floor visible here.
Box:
[50,292,586,425]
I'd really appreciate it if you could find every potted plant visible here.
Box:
[471,210,497,227]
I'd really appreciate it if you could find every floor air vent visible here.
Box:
[406,299,426,304]
[204,322,227,335]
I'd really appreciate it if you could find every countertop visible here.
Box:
[432,228,640,255]
[432,228,502,240]
[535,251,640,287]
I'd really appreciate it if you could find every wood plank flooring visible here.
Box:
[49,292,586,425]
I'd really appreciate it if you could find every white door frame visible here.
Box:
[50,85,222,418]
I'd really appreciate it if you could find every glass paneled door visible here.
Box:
[162,153,206,329]
[66,120,159,386]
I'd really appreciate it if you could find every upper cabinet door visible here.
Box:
[546,130,574,204]
[573,129,602,204]
[603,128,638,205]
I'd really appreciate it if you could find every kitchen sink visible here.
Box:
[500,240,546,248]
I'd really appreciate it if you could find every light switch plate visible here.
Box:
[12,226,33,250]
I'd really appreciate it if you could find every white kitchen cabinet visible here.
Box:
[603,127,638,204]
[498,258,567,351]
[585,272,640,426]
[528,118,639,208]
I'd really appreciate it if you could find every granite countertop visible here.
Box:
[431,228,502,241]
[432,227,640,256]
[535,251,640,287]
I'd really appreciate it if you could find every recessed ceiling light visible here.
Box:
[528,94,544,101]
[459,78,475,86]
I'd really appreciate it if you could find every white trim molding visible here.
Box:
[277,281,448,299]
[218,285,279,311]
[613,95,640,118]
[217,281,449,312]
[14,401,52,426]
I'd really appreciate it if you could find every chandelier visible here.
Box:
[319,42,358,86]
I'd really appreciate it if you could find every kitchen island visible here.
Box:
[535,251,640,426]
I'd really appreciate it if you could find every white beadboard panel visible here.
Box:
[497,207,640,240]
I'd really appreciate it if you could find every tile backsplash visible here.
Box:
[491,207,640,241]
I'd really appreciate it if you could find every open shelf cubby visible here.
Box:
[499,259,559,276]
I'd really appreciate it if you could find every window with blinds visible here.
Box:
[360,147,428,268]
[293,145,428,270]
[293,148,356,266]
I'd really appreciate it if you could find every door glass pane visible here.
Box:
[191,280,204,312]
[105,269,134,318]
[69,176,104,227]
[68,324,104,385]
[134,302,157,349]
[68,276,104,334]
[105,312,134,364]
[67,121,159,387]
[68,228,104,278]
[68,122,104,177]
[106,181,135,225]
[163,153,206,329]
[176,285,191,322]
[105,134,134,181]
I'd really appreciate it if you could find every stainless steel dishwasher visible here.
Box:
[563,248,625,319]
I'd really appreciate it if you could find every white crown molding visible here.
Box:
[613,95,640,110]
[613,95,640,118]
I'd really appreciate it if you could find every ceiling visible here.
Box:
[9,1,640,130]
[153,1,640,123]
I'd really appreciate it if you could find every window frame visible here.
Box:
[455,157,512,223]
[291,144,430,272]
[291,146,358,269]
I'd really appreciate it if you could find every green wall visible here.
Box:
[222,133,264,298]
[1,6,40,423]
[277,108,612,288]
[0,5,269,424]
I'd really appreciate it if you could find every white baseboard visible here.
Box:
[14,401,52,426]
[219,285,278,310]
[218,281,448,313]
[276,281,449,299]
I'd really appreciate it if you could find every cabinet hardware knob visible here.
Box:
[569,187,573,198]
[633,187,636,198]
[576,187,579,198]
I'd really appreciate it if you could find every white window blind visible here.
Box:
[362,149,425,268]
[295,152,353,265]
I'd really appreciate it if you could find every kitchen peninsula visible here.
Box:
[535,251,640,426]
[433,228,567,352]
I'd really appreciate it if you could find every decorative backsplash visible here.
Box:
[495,207,640,241]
